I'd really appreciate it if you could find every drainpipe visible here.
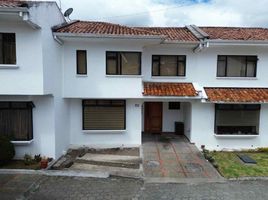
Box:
[53,35,64,45]
[193,40,209,53]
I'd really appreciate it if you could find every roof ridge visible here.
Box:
[200,26,268,29]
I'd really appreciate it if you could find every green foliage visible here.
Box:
[256,147,268,153]
[24,154,34,165]
[34,154,41,162]
[0,136,15,165]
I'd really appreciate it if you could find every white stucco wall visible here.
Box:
[69,99,142,148]
[190,102,268,150]
[0,22,43,94]
[162,102,183,132]
[0,95,55,159]
[182,102,192,140]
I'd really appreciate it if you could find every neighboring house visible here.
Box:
[1,1,268,159]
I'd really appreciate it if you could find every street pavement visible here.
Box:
[0,174,268,200]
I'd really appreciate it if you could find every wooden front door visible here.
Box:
[144,102,162,133]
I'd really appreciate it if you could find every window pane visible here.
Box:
[0,33,16,64]
[77,50,87,74]
[215,104,260,135]
[107,59,117,75]
[0,102,33,141]
[246,61,256,77]
[121,53,140,75]
[226,56,246,77]
[152,61,159,76]
[217,60,226,76]
[160,56,177,76]
[178,62,185,76]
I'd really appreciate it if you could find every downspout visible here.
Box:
[53,35,64,45]
[193,40,209,53]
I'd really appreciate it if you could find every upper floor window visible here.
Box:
[76,50,87,75]
[217,55,257,77]
[0,33,16,65]
[152,55,186,76]
[106,51,141,75]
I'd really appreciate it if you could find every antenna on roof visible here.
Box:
[63,8,73,21]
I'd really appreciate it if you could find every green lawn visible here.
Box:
[209,151,268,178]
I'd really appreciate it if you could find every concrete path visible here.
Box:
[0,174,268,200]
[142,133,221,180]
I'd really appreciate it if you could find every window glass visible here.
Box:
[121,53,140,75]
[77,50,87,74]
[227,56,246,77]
[160,56,177,76]
[0,33,16,64]
[106,52,141,75]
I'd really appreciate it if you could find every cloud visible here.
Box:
[57,0,268,27]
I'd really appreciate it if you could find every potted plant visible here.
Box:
[40,157,48,169]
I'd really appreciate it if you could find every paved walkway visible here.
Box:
[0,174,268,200]
[142,133,221,179]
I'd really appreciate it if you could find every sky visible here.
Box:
[51,0,268,27]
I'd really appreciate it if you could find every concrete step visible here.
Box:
[76,153,142,169]
[70,163,143,178]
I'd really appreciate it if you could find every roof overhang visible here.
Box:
[206,39,268,47]
[0,7,40,29]
[204,87,268,104]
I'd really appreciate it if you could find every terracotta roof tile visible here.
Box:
[143,82,197,97]
[205,87,268,103]
[0,0,23,8]
[136,27,199,42]
[200,27,268,41]
[54,21,162,37]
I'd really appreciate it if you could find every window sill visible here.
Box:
[0,64,19,69]
[151,76,186,79]
[216,77,257,80]
[82,130,126,133]
[11,139,34,145]
[76,74,88,77]
[106,75,143,78]
[214,134,259,138]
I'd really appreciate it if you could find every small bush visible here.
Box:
[0,136,15,165]
[24,154,34,165]
[257,147,268,153]
[34,154,41,162]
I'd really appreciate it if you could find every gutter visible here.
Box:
[53,32,164,40]
[206,39,268,46]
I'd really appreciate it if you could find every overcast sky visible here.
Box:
[53,0,268,27]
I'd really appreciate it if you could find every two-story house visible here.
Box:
[1,0,268,159]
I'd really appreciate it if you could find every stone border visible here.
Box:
[228,177,268,181]
[0,169,109,178]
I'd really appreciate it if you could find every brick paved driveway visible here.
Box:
[142,133,221,179]
[1,174,268,200]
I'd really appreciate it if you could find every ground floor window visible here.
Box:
[215,104,260,135]
[82,100,126,130]
[0,102,34,141]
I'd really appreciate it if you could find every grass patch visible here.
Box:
[0,160,40,170]
[209,151,268,178]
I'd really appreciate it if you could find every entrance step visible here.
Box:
[75,153,142,169]
[70,163,143,178]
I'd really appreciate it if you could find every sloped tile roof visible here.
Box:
[143,82,197,97]
[0,0,23,8]
[136,27,199,42]
[54,21,162,37]
[205,87,268,103]
[200,27,268,41]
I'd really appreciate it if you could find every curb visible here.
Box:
[144,177,226,184]
[0,169,109,178]
[228,177,268,181]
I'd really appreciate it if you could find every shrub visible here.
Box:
[257,147,268,153]
[0,136,15,165]
[34,154,41,162]
[24,154,34,165]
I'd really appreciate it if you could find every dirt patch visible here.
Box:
[0,160,41,170]
[51,147,140,170]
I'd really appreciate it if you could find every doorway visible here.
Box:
[144,102,162,133]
